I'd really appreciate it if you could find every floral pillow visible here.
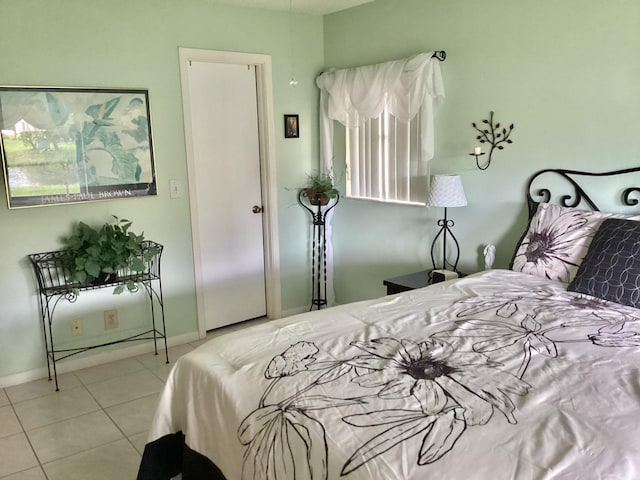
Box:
[510,203,640,283]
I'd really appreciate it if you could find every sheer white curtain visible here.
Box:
[317,51,444,127]
[316,52,445,304]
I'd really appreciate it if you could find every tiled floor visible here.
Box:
[0,322,256,480]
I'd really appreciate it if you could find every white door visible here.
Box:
[185,60,266,330]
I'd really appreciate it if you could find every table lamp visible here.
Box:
[425,175,467,272]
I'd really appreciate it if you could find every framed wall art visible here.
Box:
[284,114,299,138]
[0,86,157,208]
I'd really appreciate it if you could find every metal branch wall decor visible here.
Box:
[469,111,514,170]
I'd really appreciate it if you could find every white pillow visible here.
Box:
[511,203,640,283]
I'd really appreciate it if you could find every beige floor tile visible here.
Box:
[43,438,141,480]
[128,431,149,455]
[0,388,9,407]
[148,362,175,382]
[13,385,100,431]
[27,410,123,464]
[0,405,23,439]
[0,466,47,479]
[74,357,146,385]
[0,433,39,477]
[85,369,164,408]
[105,393,159,436]
[6,373,80,403]
[136,343,194,369]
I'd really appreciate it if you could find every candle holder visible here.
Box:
[470,111,514,171]
[469,152,488,170]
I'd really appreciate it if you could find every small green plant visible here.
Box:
[61,216,159,294]
[300,172,339,206]
[304,172,338,198]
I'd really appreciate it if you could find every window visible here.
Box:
[345,106,427,205]
[317,52,444,206]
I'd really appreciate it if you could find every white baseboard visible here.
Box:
[1,305,338,388]
[279,305,310,318]
[0,331,200,389]
[279,302,342,319]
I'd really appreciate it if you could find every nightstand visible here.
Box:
[383,270,431,295]
[383,269,464,295]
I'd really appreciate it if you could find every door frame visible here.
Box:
[178,48,281,338]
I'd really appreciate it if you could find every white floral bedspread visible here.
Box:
[147,270,640,479]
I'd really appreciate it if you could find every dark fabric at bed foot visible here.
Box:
[137,432,227,480]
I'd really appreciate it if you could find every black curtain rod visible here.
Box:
[318,51,446,77]
[432,51,446,61]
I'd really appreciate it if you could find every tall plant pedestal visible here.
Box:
[297,190,339,310]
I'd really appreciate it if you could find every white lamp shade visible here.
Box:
[425,175,467,207]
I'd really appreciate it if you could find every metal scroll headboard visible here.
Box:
[526,166,640,218]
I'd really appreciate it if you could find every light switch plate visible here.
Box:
[169,180,183,199]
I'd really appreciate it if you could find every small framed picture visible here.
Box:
[284,114,299,138]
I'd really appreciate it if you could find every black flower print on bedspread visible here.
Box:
[446,286,640,374]
[341,337,528,475]
[238,341,359,480]
[456,285,640,332]
[238,287,640,478]
[347,337,527,425]
[437,315,558,379]
[238,337,528,478]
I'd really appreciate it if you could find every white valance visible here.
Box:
[316,51,444,128]
[316,51,445,175]
[314,52,445,307]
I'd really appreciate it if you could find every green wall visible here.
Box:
[324,0,640,303]
[2,0,639,383]
[0,0,323,380]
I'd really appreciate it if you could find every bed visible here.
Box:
[138,167,640,480]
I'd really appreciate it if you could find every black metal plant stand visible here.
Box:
[28,241,168,391]
[297,190,339,310]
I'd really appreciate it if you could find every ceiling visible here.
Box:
[209,0,375,15]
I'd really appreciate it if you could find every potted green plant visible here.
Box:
[301,172,339,206]
[61,216,159,294]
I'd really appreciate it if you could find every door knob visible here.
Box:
[252,205,264,214]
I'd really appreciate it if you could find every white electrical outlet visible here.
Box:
[104,309,119,330]
[71,319,82,336]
